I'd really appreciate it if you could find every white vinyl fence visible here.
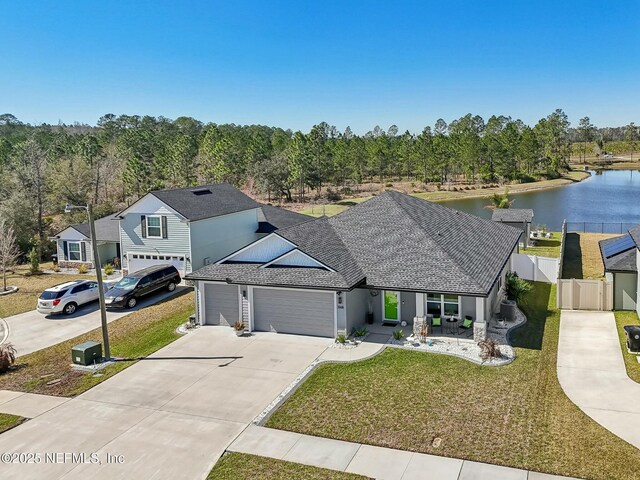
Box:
[557,278,613,311]
[510,253,559,284]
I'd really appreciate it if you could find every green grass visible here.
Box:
[206,453,366,480]
[614,311,640,384]
[266,283,640,480]
[0,413,24,434]
[0,291,194,397]
[520,232,561,258]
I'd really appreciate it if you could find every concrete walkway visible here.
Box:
[558,310,640,449]
[229,425,579,480]
[0,390,70,418]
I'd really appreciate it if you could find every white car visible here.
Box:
[37,280,104,315]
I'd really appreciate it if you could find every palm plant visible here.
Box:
[0,343,17,373]
[485,188,513,210]
[505,271,532,304]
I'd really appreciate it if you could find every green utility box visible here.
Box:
[71,341,102,366]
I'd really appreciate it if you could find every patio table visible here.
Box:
[445,316,459,335]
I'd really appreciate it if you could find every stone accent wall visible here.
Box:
[473,321,487,342]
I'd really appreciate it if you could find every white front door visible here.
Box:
[383,290,401,323]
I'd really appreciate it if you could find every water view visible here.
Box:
[441,170,640,231]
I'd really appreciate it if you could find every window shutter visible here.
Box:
[62,241,68,260]
[80,242,87,262]
[141,215,147,238]
[161,216,168,239]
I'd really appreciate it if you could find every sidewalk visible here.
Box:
[0,390,69,418]
[228,425,580,480]
[558,310,640,449]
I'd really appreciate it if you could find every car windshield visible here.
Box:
[113,276,138,291]
[40,290,67,300]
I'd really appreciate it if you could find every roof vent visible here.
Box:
[191,188,212,196]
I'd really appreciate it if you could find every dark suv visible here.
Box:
[105,264,181,309]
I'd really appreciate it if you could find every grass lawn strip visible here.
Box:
[0,413,25,434]
[0,291,194,397]
[206,452,366,480]
[614,311,640,384]
[266,283,640,480]
[299,171,590,217]
[0,265,96,318]
[562,232,615,279]
[520,232,561,258]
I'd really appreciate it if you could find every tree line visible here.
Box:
[0,110,637,258]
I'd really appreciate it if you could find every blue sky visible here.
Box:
[1,1,638,133]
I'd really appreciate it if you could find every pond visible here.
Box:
[440,170,640,232]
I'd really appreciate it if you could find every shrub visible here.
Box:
[326,188,342,202]
[104,263,115,275]
[384,183,394,188]
[52,264,61,273]
[335,333,347,344]
[28,247,40,274]
[78,264,89,274]
[478,339,501,361]
[410,182,416,188]
[392,329,404,341]
[233,320,246,331]
[0,343,17,373]
[505,271,532,304]
[353,327,368,338]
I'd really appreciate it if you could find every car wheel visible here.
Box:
[64,302,77,315]
[127,297,137,309]
[167,282,176,292]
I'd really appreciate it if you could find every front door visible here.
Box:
[383,290,400,323]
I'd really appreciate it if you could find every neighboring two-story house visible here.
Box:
[116,183,310,275]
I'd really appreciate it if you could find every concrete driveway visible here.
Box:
[0,327,332,479]
[3,287,187,357]
[558,310,640,449]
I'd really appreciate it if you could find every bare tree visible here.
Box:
[0,218,21,291]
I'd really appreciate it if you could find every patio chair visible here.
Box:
[460,315,473,336]
[431,315,442,334]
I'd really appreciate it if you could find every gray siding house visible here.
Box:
[116,184,310,275]
[491,208,534,247]
[187,191,521,340]
[53,215,120,269]
[599,231,639,312]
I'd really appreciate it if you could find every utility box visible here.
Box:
[71,341,102,366]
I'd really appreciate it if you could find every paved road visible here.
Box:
[3,287,188,357]
[0,327,332,479]
[558,310,640,449]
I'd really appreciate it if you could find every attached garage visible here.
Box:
[252,287,335,337]
[204,283,240,326]
[127,252,186,275]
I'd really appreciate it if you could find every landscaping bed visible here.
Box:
[266,283,640,480]
[614,311,640,384]
[0,413,24,434]
[206,453,366,480]
[0,265,95,318]
[0,291,194,397]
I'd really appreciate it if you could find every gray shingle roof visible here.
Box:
[189,191,521,296]
[257,205,313,233]
[599,235,638,273]
[60,215,120,242]
[151,183,260,221]
[491,208,534,223]
[629,226,640,247]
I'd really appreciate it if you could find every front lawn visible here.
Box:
[0,265,96,318]
[614,311,640,384]
[0,413,24,434]
[206,453,366,480]
[0,290,194,397]
[266,283,640,480]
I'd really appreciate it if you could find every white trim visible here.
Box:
[382,290,401,323]
[146,215,163,238]
[248,286,255,332]
[216,233,296,264]
[67,241,82,262]
[260,248,335,272]
[415,293,425,317]
[333,292,338,337]
[116,192,187,220]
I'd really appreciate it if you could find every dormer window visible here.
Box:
[147,215,163,238]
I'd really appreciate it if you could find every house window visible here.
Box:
[68,242,81,261]
[426,293,460,317]
[147,215,162,238]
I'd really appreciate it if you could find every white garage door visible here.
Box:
[127,252,186,275]
[253,288,335,337]
[204,283,240,326]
